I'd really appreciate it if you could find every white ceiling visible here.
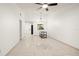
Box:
[16,3,79,22]
[17,3,79,10]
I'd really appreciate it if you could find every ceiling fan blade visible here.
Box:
[35,3,43,5]
[36,7,42,11]
[38,7,42,9]
[46,8,48,11]
[48,3,58,6]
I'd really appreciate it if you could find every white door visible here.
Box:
[25,23,31,39]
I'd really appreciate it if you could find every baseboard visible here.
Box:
[5,40,20,56]
[48,36,79,51]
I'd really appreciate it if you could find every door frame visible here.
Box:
[19,19,22,40]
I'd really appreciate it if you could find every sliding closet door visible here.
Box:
[25,23,31,38]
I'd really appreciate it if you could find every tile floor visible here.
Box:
[7,35,79,56]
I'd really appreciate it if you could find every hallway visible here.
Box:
[0,3,79,56]
[7,36,79,56]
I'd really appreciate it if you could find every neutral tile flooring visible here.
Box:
[7,35,79,56]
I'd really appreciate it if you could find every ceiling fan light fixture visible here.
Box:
[42,4,48,8]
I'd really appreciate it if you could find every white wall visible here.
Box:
[0,4,19,56]
[47,4,79,49]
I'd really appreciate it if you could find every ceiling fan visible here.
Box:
[35,3,58,11]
